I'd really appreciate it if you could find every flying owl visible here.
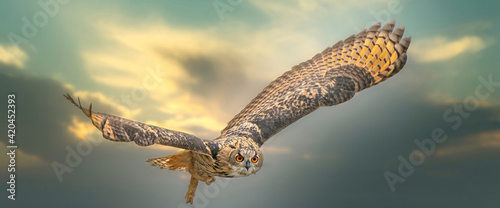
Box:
[65,21,411,204]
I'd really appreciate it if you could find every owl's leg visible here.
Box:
[185,176,199,204]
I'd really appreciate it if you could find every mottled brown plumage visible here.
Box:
[65,21,411,204]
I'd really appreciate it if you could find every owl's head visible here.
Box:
[218,138,264,177]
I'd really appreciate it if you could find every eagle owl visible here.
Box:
[65,21,411,204]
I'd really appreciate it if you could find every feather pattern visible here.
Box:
[221,21,411,146]
[63,94,213,155]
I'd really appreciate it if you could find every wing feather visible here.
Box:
[64,94,213,155]
[221,22,411,146]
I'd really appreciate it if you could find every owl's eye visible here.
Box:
[235,154,244,162]
[251,156,258,163]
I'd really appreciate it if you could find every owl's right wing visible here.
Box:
[64,94,215,156]
[220,21,411,146]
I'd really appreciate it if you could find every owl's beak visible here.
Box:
[245,161,250,170]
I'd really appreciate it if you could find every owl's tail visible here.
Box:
[146,151,192,171]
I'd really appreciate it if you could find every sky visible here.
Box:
[1,0,499,207]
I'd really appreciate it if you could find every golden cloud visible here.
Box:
[148,93,228,137]
[67,116,97,141]
[424,91,500,108]
[146,116,225,140]
[0,44,28,69]
[436,130,500,157]
[0,142,45,168]
[82,19,227,90]
[80,19,249,138]
[411,36,487,63]
[72,90,141,119]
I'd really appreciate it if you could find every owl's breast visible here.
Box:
[190,152,228,178]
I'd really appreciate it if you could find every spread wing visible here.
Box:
[220,21,411,146]
[64,94,213,155]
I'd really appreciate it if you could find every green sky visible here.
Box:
[1,0,500,207]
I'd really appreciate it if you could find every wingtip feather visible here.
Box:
[64,93,92,118]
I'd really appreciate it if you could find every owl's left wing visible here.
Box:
[64,94,214,155]
[220,21,411,146]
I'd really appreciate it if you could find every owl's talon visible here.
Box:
[185,192,195,204]
[205,177,215,185]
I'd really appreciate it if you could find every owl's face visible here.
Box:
[215,137,264,177]
[225,147,264,177]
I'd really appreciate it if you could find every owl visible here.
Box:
[65,21,411,204]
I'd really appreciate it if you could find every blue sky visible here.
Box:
[1,0,500,207]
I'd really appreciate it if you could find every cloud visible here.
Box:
[79,18,276,139]
[146,114,226,140]
[250,0,386,20]
[411,36,487,63]
[0,142,46,168]
[0,44,28,68]
[67,116,98,141]
[424,92,500,108]
[0,65,79,164]
[0,64,148,166]
[436,130,500,158]
[17,149,46,167]
[71,90,141,119]
[81,19,229,90]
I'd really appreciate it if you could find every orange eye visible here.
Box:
[235,154,244,162]
[251,156,258,163]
